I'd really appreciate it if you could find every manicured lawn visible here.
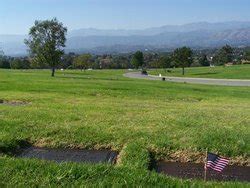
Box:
[0,69,249,186]
[149,64,250,79]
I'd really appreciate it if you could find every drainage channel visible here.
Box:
[155,161,250,182]
[16,146,118,164]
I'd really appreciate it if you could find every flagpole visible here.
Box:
[204,148,208,181]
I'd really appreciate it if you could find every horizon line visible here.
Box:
[1,20,250,36]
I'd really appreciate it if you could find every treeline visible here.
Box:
[1,45,250,70]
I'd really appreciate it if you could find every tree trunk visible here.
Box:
[182,67,185,75]
[51,67,55,77]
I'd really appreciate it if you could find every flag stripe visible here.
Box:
[207,161,228,167]
[205,152,229,173]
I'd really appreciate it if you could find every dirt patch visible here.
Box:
[0,99,30,106]
[16,146,118,164]
[155,161,250,182]
[89,92,102,97]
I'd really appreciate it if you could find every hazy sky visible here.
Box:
[0,0,250,34]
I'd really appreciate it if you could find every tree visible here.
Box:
[25,18,67,77]
[213,45,233,65]
[173,47,193,75]
[158,55,172,72]
[73,54,92,71]
[131,51,144,69]
[10,59,22,69]
[61,52,76,69]
[111,55,130,69]
[244,49,250,61]
[199,54,210,66]
[10,58,30,69]
[0,55,11,69]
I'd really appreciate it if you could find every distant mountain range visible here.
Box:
[1,21,250,56]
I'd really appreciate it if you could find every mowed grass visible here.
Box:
[149,64,250,79]
[0,69,249,186]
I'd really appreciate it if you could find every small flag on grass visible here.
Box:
[205,152,229,172]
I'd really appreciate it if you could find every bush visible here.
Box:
[141,70,148,75]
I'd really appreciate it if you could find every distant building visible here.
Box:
[225,62,234,66]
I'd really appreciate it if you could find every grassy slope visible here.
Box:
[149,64,250,79]
[0,69,249,186]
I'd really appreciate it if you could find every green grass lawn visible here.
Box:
[0,69,249,187]
[149,64,250,79]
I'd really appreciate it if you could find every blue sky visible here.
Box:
[0,0,250,34]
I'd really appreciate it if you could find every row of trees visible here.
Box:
[1,44,247,75]
[0,56,31,69]
[1,18,249,76]
[131,44,248,74]
[131,47,193,75]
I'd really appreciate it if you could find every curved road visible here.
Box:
[124,72,250,87]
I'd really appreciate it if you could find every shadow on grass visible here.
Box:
[0,139,32,155]
[192,72,218,76]
[148,152,157,171]
[56,75,121,81]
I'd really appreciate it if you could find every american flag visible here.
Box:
[205,152,229,172]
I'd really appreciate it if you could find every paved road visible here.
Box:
[124,72,250,87]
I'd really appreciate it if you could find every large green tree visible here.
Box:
[25,18,67,77]
[199,54,210,66]
[157,55,172,72]
[173,47,193,75]
[131,51,144,69]
[213,45,233,65]
[73,54,92,71]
